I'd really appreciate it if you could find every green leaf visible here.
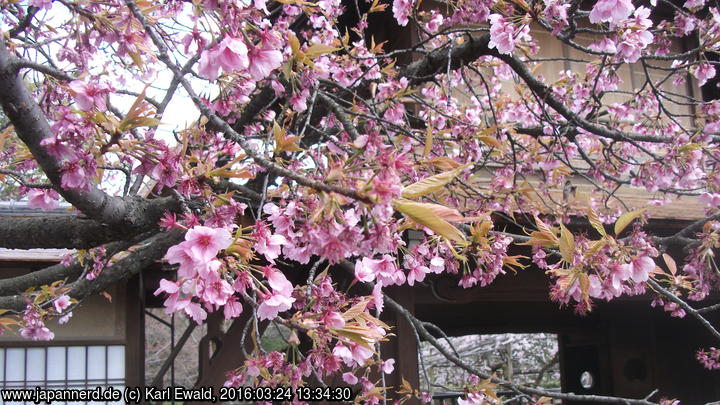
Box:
[401,164,469,199]
[614,209,645,236]
[119,117,162,132]
[559,223,575,263]
[393,199,467,243]
[577,272,590,302]
[341,297,371,321]
[304,43,339,59]
[587,206,606,237]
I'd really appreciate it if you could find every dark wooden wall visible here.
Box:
[411,268,720,403]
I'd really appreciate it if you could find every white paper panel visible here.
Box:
[87,345,106,380]
[66,346,86,381]
[0,348,5,381]
[47,347,66,381]
[107,346,125,380]
[5,348,25,382]
[26,348,45,382]
[1,344,126,399]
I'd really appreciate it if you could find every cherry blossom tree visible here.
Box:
[0,0,719,403]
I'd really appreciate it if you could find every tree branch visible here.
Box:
[125,1,372,204]
[0,236,146,296]
[0,39,181,231]
[0,230,183,311]
[0,215,152,249]
[401,33,704,144]
[383,294,657,404]
[647,278,720,343]
[335,260,657,404]
[8,6,38,38]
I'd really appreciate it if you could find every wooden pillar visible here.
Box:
[125,275,145,387]
[190,309,266,392]
[197,311,224,381]
[381,285,420,404]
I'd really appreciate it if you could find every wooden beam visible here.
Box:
[189,310,267,403]
[125,275,145,388]
[382,285,420,404]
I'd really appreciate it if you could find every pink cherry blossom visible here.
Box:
[27,189,60,210]
[68,80,110,112]
[684,0,705,8]
[254,222,287,262]
[362,255,404,286]
[488,14,518,55]
[321,311,345,329]
[224,298,244,320]
[629,255,655,283]
[248,46,283,80]
[354,258,376,283]
[30,0,53,10]
[197,274,234,307]
[53,295,71,313]
[257,291,295,320]
[214,36,250,70]
[60,160,89,191]
[429,256,445,273]
[426,11,444,32]
[381,358,395,374]
[255,268,295,320]
[154,278,180,296]
[694,63,716,86]
[589,0,635,24]
[184,301,207,324]
[58,312,73,325]
[610,263,632,291]
[617,29,653,63]
[342,372,358,384]
[19,324,54,341]
[392,0,413,26]
[196,258,222,279]
[263,267,294,295]
[198,36,250,80]
[19,307,54,341]
[696,347,720,370]
[589,38,618,53]
[370,283,384,314]
[185,226,232,263]
[406,263,429,286]
[165,243,197,278]
[458,392,486,405]
[699,192,720,207]
[350,343,373,366]
[332,343,352,363]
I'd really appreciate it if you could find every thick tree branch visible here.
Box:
[0,230,183,311]
[0,215,150,249]
[0,40,181,231]
[0,236,147,296]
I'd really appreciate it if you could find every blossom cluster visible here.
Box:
[696,347,720,370]
[5,0,720,398]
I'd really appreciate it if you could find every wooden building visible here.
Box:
[0,202,145,402]
[1,4,719,403]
